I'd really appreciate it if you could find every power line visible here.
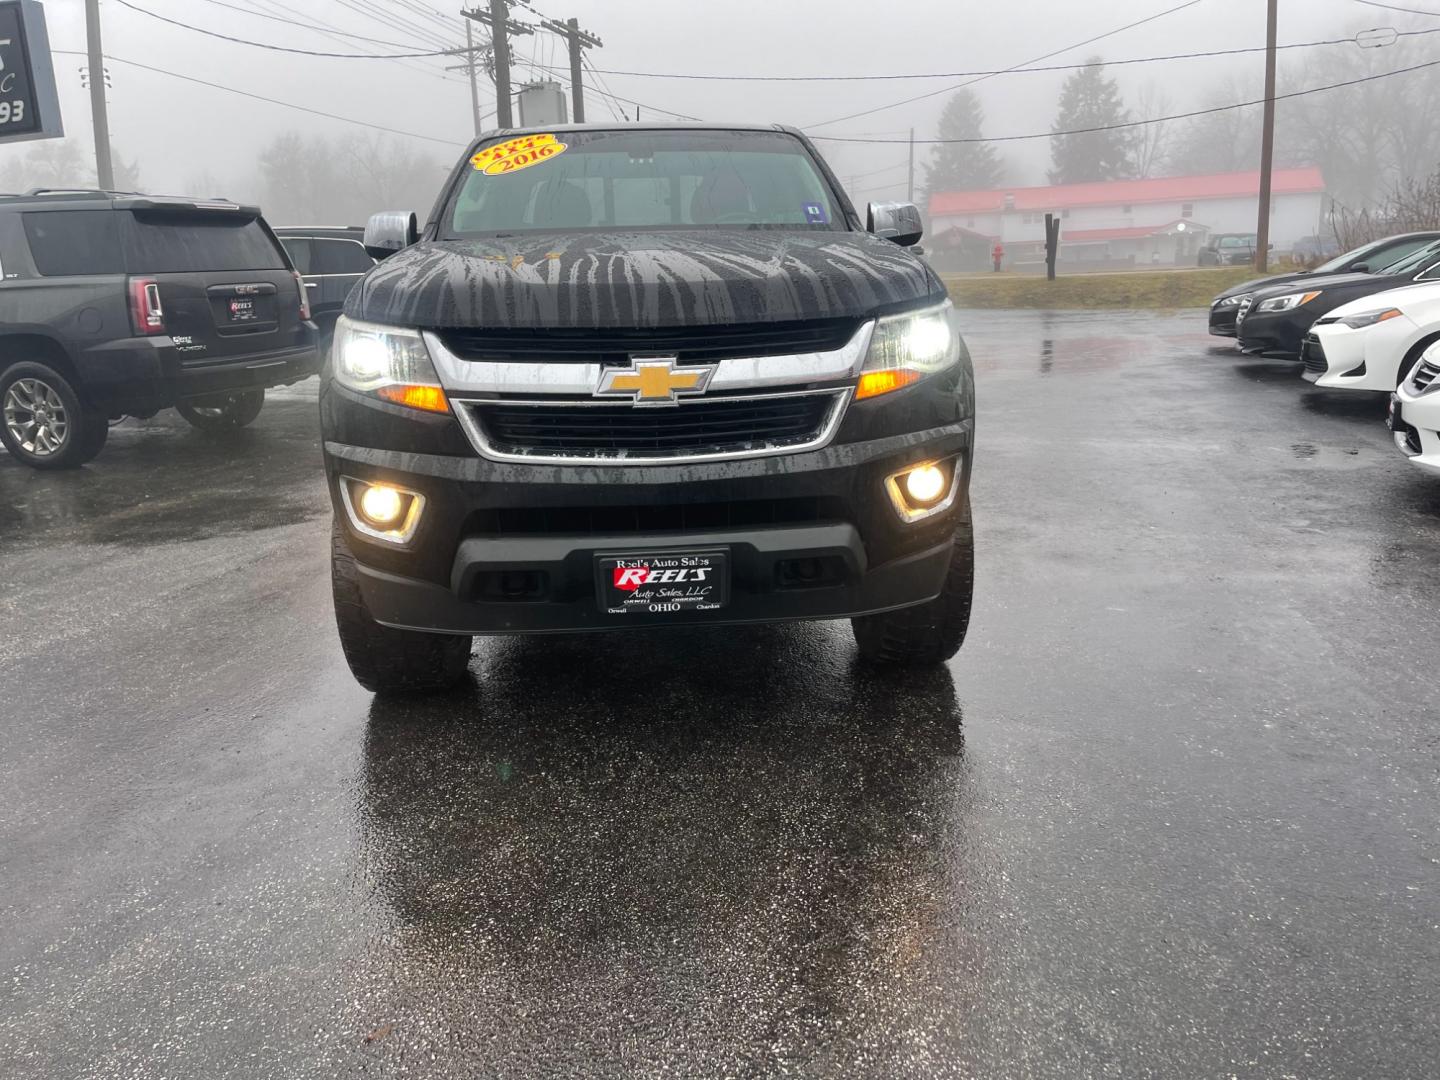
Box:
[189,0,421,49]
[809,55,1440,144]
[570,28,1440,81]
[53,48,465,146]
[804,0,1209,129]
[237,0,465,85]
[112,0,453,58]
[1353,0,1440,14]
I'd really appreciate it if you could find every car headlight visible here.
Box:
[857,299,962,400]
[332,315,449,413]
[1255,290,1323,313]
[1339,307,1403,330]
[1213,295,1241,308]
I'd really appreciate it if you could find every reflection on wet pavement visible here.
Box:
[4,312,1440,1078]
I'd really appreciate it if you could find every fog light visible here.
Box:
[884,459,959,523]
[341,477,426,545]
[359,484,404,525]
[904,464,947,504]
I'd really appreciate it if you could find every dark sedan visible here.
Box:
[1235,240,1440,358]
[1209,231,1440,337]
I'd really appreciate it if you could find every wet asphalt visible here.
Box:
[2,310,1438,1079]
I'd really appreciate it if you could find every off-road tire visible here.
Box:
[176,389,266,432]
[331,519,473,694]
[0,361,108,469]
[852,503,974,666]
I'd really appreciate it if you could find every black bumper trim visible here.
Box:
[355,523,953,635]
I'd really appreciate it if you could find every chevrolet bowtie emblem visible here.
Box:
[595,356,716,406]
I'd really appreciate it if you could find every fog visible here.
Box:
[0,0,1422,219]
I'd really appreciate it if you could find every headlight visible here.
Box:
[1339,307,1403,330]
[332,315,449,413]
[857,299,961,400]
[1255,290,1323,313]
[1213,295,1241,308]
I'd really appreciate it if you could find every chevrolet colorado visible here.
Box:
[321,124,976,693]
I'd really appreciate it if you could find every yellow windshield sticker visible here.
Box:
[472,134,568,176]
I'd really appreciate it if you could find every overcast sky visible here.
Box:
[6,0,1423,208]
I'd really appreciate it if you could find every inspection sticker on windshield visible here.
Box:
[472,133,568,176]
[803,202,829,224]
[597,551,729,616]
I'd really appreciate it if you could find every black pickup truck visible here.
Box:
[0,190,318,468]
[321,124,976,694]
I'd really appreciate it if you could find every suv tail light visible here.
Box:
[294,270,311,321]
[128,276,165,335]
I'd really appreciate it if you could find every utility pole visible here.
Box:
[907,127,915,204]
[1254,0,1278,274]
[84,0,114,189]
[540,16,602,124]
[465,1,532,130]
[444,21,489,135]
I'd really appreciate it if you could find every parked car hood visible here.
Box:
[1245,270,1389,303]
[344,230,945,330]
[1321,280,1440,320]
[1216,270,1315,301]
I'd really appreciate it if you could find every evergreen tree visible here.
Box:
[1048,60,1136,184]
[922,88,1002,198]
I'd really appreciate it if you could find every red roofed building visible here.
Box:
[927,168,1328,270]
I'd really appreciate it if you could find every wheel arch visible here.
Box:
[1395,329,1440,387]
[0,332,79,385]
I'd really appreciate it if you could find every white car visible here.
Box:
[1301,280,1440,392]
[1390,345,1440,475]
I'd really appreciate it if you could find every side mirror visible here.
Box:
[364,210,418,261]
[1352,262,1370,273]
[867,201,924,247]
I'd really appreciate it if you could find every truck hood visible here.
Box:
[344,230,945,330]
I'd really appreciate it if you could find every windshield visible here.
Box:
[444,128,843,235]
[1376,239,1440,275]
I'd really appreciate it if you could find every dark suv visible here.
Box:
[273,226,375,354]
[322,124,976,694]
[0,190,318,469]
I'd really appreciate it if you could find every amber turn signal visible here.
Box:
[377,384,450,413]
[855,369,922,400]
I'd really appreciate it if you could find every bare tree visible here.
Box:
[1132,82,1172,179]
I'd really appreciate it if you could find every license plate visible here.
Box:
[1388,393,1400,431]
[597,550,729,616]
[227,298,258,323]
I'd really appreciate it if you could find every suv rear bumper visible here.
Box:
[77,333,320,412]
[323,421,972,635]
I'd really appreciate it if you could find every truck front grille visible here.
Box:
[456,389,849,464]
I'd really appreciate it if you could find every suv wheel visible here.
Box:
[0,361,108,469]
[331,519,474,694]
[176,389,265,432]
[852,502,974,667]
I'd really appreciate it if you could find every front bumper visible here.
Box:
[323,382,973,633]
[1237,308,1313,358]
[1208,305,1239,336]
[352,522,957,634]
[1391,390,1440,476]
[1304,315,1416,391]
